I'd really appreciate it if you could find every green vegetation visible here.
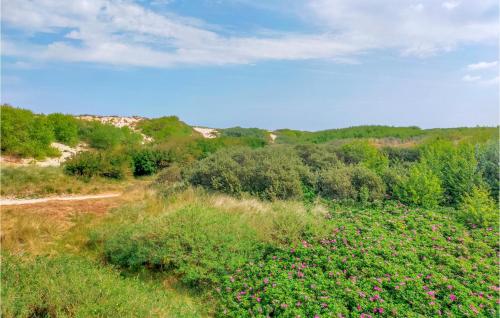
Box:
[1,105,143,158]
[1,254,203,318]
[1,105,498,318]
[137,116,197,140]
[47,113,79,146]
[77,120,142,150]
[220,127,270,143]
[1,105,58,158]
[275,125,424,144]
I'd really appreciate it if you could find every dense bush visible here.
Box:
[350,165,386,202]
[336,141,388,172]
[64,151,130,179]
[137,116,195,141]
[420,140,477,205]
[47,113,79,146]
[1,254,202,318]
[395,163,443,208]
[294,144,341,171]
[97,206,266,288]
[1,105,58,158]
[459,185,497,227]
[316,166,357,201]
[382,146,420,163]
[476,140,499,200]
[317,165,385,202]
[78,121,142,150]
[187,147,308,200]
[131,148,172,176]
[220,127,270,143]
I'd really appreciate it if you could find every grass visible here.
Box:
[1,254,205,318]
[0,166,132,198]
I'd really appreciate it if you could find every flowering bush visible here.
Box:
[218,204,499,317]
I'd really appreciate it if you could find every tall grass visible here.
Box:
[1,254,205,318]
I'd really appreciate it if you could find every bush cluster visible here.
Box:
[64,151,130,179]
[187,147,307,200]
[1,105,58,158]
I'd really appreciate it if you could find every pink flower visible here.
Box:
[449,294,457,302]
[321,303,328,308]
[373,286,382,291]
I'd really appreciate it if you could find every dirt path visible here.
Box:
[0,193,121,206]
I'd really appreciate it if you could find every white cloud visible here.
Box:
[467,61,498,71]
[307,0,498,57]
[1,0,498,67]
[462,74,481,82]
[442,1,460,10]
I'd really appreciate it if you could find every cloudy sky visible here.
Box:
[1,0,498,130]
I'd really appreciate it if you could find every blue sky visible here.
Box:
[1,0,498,130]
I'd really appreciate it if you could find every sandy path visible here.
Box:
[0,193,121,206]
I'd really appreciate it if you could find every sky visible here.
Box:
[1,0,499,130]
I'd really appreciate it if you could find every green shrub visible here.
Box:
[476,140,499,200]
[220,127,270,143]
[316,166,356,201]
[187,147,308,200]
[1,254,203,318]
[317,165,385,202]
[97,206,266,288]
[187,149,243,195]
[1,105,57,158]
[382,146,420,162]
[395,163,443,208]
[381,164,408,198]
[78,121,142,150]
[420,140,477,205]
[336,141,388,172]
[459,185,497,227]
[47,113,79,146]
[240,147,306,200]
[350,165,386,202]
[294,144,341,171]
[64,151,130,179]
[131,148,172,176]
[137,116,195,141]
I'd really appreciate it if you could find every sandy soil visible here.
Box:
[0,193,121,206]
[269,133,277,142]
[0,142,86,168]
[193,127,219,138]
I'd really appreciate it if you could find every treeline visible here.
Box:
[186,139,498,226]
[275,125,498,144]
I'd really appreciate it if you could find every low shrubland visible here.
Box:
[84,188,499,317]
[185,139,498,212]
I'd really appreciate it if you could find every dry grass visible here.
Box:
[0,166,138,199]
